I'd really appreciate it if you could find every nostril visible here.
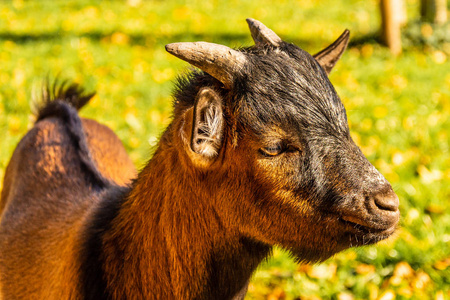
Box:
[374,193,399,212]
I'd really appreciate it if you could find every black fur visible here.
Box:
[172,43,348,138]
[35,79,95,120]
[79,187,129,300]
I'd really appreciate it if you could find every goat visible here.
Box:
[0,19,399,299]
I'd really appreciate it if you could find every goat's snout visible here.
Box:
[340,185,399,232]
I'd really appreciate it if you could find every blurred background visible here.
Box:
[0,0,449,299]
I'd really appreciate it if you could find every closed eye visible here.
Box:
[259,143,299,157]
[259,144,284,157]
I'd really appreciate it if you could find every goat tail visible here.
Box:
[33,79,110,189]
[34,79,95,121]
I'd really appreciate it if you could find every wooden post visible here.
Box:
[421,0,448,24]
[394,0,408,26]
[380,0,404,55]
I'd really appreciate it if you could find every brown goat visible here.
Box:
[0,19,399,299]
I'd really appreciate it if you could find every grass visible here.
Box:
[1,0,449,299]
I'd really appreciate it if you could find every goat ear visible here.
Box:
[313,29,350,74]
[189,87,224,164]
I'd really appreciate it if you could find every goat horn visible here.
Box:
[246,18,282,47]
[165,42,247,89]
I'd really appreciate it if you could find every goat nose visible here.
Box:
[374,192,399,212]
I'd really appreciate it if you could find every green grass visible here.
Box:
[1,0,449,299]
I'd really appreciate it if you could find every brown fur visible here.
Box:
[0,117,135,299]
[81,119,136,186]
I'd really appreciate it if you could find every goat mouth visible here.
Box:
[339,215,397,236]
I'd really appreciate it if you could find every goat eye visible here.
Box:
[259,144,284,157]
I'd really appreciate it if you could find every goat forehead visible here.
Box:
[237,50,348,135]
[245,45,327,88]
